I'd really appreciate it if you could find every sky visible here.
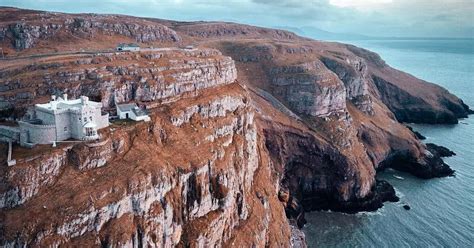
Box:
[0,0,473,38]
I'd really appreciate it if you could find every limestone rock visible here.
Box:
[269,60,347,117]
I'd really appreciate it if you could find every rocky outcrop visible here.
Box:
[0,48,237,117]
[0,136,131,210]
[0,145,72,208]
[220,38,462,218]
[67,17,180,43]
[372,75,470,124]
[321,44,472,124]
[8,22,63,50]
[320,56,374,115]
[0,9,180,50]
[426,143,456,157]
[1,84,293,247]
[174,22,299,41]
[171,95,245,128]
[261,118,383,215]
[225,43,276,63]
[290,225,307,248]
[1,7,472,248]
[268,60,347,116]
[378,148,454,179]
[406,125,426,140]
[344,44,386,68]
[69,138,116,171]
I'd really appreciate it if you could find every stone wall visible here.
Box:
[19,121,56,145]
[0,125,20,142]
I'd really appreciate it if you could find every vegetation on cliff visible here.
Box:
[0,7,470,247]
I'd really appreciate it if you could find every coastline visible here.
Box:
[303,38,474,247]
[1,8,473,247]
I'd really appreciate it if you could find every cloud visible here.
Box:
[329,0,393,8]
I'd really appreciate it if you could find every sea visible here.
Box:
[304,39,474,247]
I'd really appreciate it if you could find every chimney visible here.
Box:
[63,93,68,101]
[51,95,56,101]
[81,96,89,105]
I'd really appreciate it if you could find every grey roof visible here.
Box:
[117,43,140,48]
[132,107,148,117]
[117,103,138,112]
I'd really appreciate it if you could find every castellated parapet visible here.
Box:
[18,94,109,147]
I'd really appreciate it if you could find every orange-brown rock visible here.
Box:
[0,7,470,247]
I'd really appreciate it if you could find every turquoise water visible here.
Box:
[304,39,474,247]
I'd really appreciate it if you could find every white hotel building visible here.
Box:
[18,94,109,146]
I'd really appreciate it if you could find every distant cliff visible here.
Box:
[0,7,470,247]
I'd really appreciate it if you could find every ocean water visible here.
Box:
[304,39,474,247]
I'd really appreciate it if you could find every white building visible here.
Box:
[18,94,109,147]
[116,43,140,52]
[116,103,151,122]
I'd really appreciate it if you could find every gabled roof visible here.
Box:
[116,103,138,112]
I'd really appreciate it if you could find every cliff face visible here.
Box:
[268,60,347,117]
[1,83,293,247]
[173,22,300,41]
[320,56,374,115]
[345,45,471,124]
[0,35,296,245]
[0,48,236,118]
[0,7,471,247]
[0,8,180,51]
[211,39,458,215]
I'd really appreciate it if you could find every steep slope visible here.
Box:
[343,45,472,124]
[0,48,236,118]
[214,40,455,224]
[0,7,470,247]
[0,7,180,53]
[0,51,293,246]
[0,7,470,122]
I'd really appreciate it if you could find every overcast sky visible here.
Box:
[1,0,473,38]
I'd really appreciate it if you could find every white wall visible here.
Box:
[118,108,128,119]
[19,122,56,145]
[35,109,55,125]
[54,111,72,141]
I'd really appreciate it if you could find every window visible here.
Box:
[90,116,93,121]
[85,127,96,137]
[64,126,68,132]
[84,117,87,122]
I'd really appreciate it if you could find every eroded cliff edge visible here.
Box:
[0,7,470,247]
[0,50,294,247]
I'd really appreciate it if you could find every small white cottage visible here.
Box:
[116,43,140,52]
[116,103,151,122]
